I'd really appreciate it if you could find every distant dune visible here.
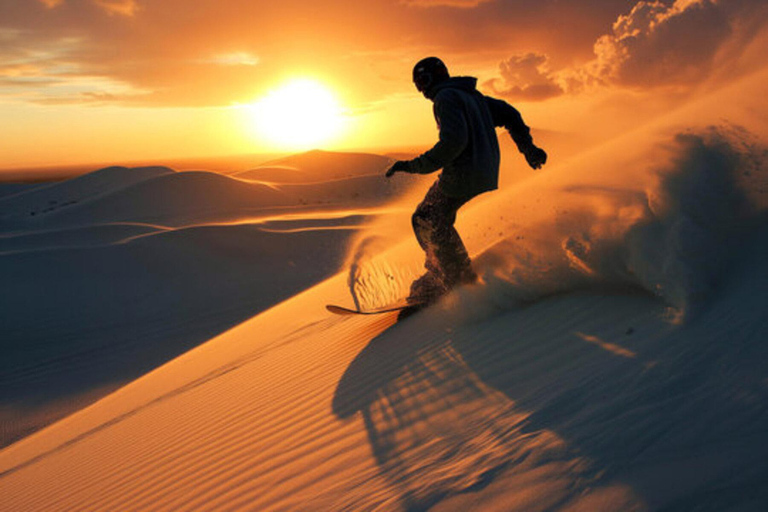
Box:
[0,150,420,449]
[235,150,394,182]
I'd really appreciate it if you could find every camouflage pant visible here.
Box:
[412,181,474,287]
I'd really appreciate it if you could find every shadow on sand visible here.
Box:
[333,277,768,510]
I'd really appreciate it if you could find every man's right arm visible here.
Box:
[386,90,469,178]
[410,90,468,174]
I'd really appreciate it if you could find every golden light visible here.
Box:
[248,78,347,151]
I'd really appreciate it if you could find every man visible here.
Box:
[386,56,547,304]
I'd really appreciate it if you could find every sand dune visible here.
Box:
[1,154,416,234]
[1,135,766,508]
[2,67,768,510]
[235,150,395,182]
[0,166,175,225]
[0,150,423,449]
[0,220,766,510]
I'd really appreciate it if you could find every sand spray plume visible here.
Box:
[343,177,433,310]
[340,118,765,321]
[621,127,765,313]
[459,124,767,322]
[347,235,409,310]
[345,230,429,310]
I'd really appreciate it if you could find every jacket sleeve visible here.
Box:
[484,96,534,152]
[409,91,468,174]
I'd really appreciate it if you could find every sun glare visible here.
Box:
[248,78,347,151]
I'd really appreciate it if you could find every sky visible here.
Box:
[0,0,766,169]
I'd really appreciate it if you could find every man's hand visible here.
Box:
[385,160,411,178]
[523,145,547,170]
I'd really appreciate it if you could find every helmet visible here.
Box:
[412,57,449,95]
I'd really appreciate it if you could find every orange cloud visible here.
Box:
[92,0,139,17]
[401,0,494,7]
[483,53,565,101]
[4,0,764,110]
[206,52,261,67]
[36,0,139,15]
[38,0,64,8]
[486,0,768,100]
[592,0,732,86]
[0,63,44,78]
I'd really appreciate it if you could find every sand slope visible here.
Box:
[2,66,768,510]
[0,151,415,448]
[1,127,767,508]
[0,224,766,510]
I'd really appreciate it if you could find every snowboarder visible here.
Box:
[386,56,547,304]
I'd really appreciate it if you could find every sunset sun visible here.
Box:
[248,78,346,151]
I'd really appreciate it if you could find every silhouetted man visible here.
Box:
[386,56,547,303]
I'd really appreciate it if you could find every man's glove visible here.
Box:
[385,160,411,178]
[523,145,547,170]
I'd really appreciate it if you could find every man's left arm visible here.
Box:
[485,96,547,170]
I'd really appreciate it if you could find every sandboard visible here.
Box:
[326,298,427,316]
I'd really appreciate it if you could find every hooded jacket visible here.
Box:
[409,76,534,198]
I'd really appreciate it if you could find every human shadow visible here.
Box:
[333,301,621,510]
[333,281,768,510]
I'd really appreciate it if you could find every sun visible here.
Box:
[248,78,346,151]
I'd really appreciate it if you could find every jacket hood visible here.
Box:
[429,76,477,97]
[428,76,477,99]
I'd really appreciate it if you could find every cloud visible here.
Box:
[0,31,147,105]
[583,0,768,90]
[3,0,765,109]
[92,0,140,17]
[401,0,494,7]
[0,33,82,82]
[36,0,139,16]
[3,73,148,105]
[483,53,565,101]
[486,0,768,101]
[204,52,261,67]
[0,64,46,79]
[0,0,646,108]
[591,0,732,86]
[29,91,122,105]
